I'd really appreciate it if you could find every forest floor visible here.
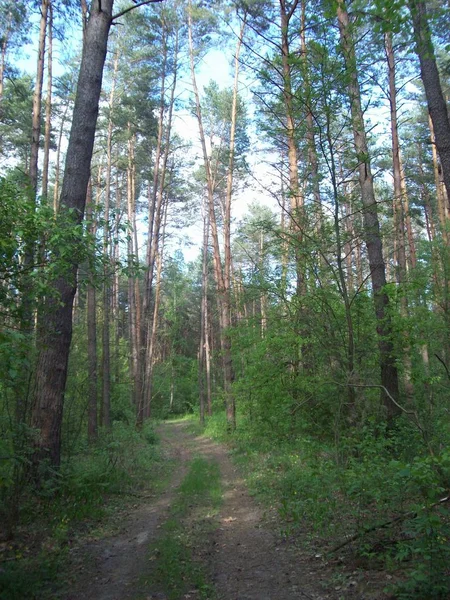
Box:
[65,421,391,600]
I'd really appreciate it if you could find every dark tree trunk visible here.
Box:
[337,0,400,419]
[31,0,114,470]
[409,0,450,205]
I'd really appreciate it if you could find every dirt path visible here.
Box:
[67,424,193,600]
[67,422,334,600]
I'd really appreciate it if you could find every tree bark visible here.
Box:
[86,179,98,443]
[385,31,414,403]
[188,2,238,430]
[337,0,400,419]
[279,0,305,296]
[409,0,450,206]
[140,23,179,422]
[31,0,114,470]
[29,0,49,195]
[101,47,119,430]
[42,1,53,200]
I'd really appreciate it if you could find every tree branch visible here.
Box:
[330,495,449,554]
[112,0,164,21]
[435,353,450,381]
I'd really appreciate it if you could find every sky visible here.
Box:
[15,6,279,265]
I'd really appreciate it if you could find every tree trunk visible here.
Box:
[429,115,450,246]
[53,102,70,213]
[0,10,11,107]
[188,2,237,430]
[42,1,53,200]
[86,180,98,443]
[279,0,304,296]
[337,0,400,419]
[409,0,450,205]
[31,0,114,470]
[300,0,321,224]
[30,0,49,195]
[127,129,139,408]
[385,31,414,403]
[141,24,179,422]
[143,199,168,419]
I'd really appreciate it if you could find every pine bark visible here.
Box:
[86,180,98,443]
[29,0,49,195]
[337,0,400,419]
[42,1,53,200]
[385,31,414,403]
[409,0,450,206]
[31,0,114,469]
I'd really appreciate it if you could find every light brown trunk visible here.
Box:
[188,3,236,429]
[42,1,53,199]
[30,0,49,194]
[300,0,321,222]
[280,0,304,296]
[143,200,168,419]
[141,25,179,422]
[86,180,98,443]
[101,47,119,429]
[127,129,139,407]
[386,31,414,403]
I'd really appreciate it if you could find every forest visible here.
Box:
[0,0,449,598]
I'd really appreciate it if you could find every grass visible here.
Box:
[143,456,222,600]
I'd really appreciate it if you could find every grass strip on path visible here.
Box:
[143,456,222,600]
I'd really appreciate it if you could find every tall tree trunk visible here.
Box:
[139,30,168,410]
[31,0,114,470]
[0,10,11,107]
[188,2,238,430]
[144,199,168,419]
[300,0,321,223]
[409,0,450,204]
[86,180,98,443]
[127,129,139,408]
[429,115,450,246]
[280,0,304,296]
[30,0,49,195]
[101,48,119,430]
[337,0,400,419]
[42,1,53,200]
[385,31,414,403]
[199,199,212,422]
[140,24,179,422]
[53,102,70,213]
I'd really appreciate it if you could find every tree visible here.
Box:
[336,0,400,419]
[30,0,163,471]
[408,0,450,207]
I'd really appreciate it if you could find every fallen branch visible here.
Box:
[329,494,449,554]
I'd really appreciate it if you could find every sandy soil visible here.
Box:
[67,422,390,600]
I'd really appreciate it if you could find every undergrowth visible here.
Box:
[0,421,163,600]
[194,411,450,599]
